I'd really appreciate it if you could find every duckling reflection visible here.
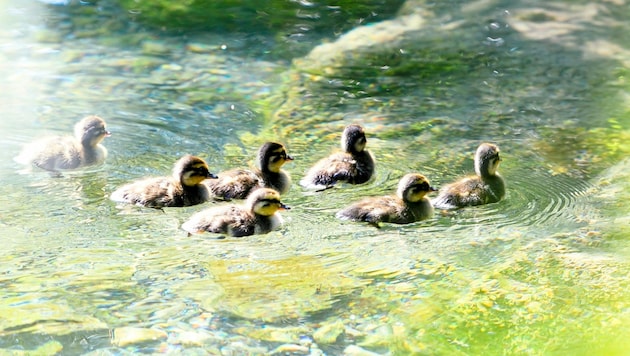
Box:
[205,142,293,200]
[432,143,506,209]
[300,124,375,190]
[182,188,289,237]
[15,115,110,172]
[336,173,436,227]
[110,155,217,208]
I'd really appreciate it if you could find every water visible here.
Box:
[1,0,629,355]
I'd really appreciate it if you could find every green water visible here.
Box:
[1,1,629,355]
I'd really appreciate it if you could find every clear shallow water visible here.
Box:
[1,1,629,355]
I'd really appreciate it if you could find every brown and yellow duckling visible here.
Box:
[336,173,436,226]
[182,188,289,237]
[205,142,293,200]
[432,143,505,209]
[15,115,110,172]
[110,155,217,208]
[300,124,375,190]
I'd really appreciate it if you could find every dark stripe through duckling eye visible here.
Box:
[189,165,210,176]
[270,152,287,162]
[411,182,431,192]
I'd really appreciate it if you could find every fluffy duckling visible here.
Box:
[182,188,289,237]
[15,115,110,171]
[432,143,505,209]
[336,173,436,226]
[110,155,217,208]
[300,124,375,190]
[205,142,293,200]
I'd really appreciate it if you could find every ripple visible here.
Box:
[431,165,595,235]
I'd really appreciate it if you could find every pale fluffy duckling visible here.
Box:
[336,173,436,226]
[300,124,375,190]
[182,188,289,237]
[205,142,293,200]
[15,115,110,172]
[110,155,217,208]
[432,143,505,209]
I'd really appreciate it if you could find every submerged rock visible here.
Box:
[343,344,385,356]
[111,327,168,347]
[0,341,63,356]
[313,319,345,345]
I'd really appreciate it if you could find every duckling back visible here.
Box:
[205,169,263,200]
[300,124,375,190]
[205,142,293,200]
[111,155,215,208]
[16,115,110,171]
[111,176,208,208]
[16,136,88,171]
[432,143,505,209]
[182,188,287,236]
[337,195,431,224]
[337,173,435,225]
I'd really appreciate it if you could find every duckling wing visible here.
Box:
[204,169,262,200]
[16,136,83,171]
[182,206,255,237]
[432,176,489,209]
[111,177,183,208]
[301,152,374,189]
[337,196,408,224]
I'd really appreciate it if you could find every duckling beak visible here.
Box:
[105,130,112,137]
[207,172,218,179]
[430,186,438,192]
[286,155,294,161]
[279,203,290,210]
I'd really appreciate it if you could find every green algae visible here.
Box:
[337,242,630,355]
[115,0,405,33]
[200,255,369,322]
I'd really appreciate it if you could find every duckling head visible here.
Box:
[397,173,437,203]
[474,143,502,177]
[75,115,111,147]
[173,155,218,187]
[341,124,367,154]
[247,188,290,216]
[258,142,294,173]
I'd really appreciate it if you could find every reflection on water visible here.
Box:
[1,0,629,354]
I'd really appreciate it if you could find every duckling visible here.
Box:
[182,188,289,237]
[300,124,375,190]
[15,115,110,172]
[336,173,436,226]
[110,155,217,208]
[432,143,505,209]
[205,142,293,200]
